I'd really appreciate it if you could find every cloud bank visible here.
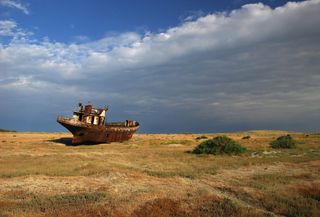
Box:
[0,0,29,15]
[0,0,320,132]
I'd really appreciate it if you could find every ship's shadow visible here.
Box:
[49,138,102,146]
[49,138,74,146]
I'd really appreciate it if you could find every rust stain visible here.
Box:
[57,103,139,144]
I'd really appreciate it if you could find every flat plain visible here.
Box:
[0,131,319,217]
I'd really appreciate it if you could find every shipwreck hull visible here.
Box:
[57,116,139,144]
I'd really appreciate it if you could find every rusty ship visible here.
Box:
[57,103,139,144]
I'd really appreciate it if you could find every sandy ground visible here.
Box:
[0,131,319,217]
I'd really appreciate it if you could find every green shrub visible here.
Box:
[192,136,246,155]
[270,135,296,149]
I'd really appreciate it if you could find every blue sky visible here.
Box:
[0,0,319,133]
[1,0,302,42]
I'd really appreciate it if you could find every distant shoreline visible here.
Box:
[0,129,17,132]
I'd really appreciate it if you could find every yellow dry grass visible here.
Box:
[0,131,319,217]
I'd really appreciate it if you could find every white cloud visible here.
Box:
[0,19,32,39]
[0,0,320,132]
[180,10,206,22]
[0,0,29,15]
[0,20,16,36]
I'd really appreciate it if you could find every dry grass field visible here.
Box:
[0,131,319,217]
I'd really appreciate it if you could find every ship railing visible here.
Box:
[107,121,139,127]
[57,116,66,121]
[57,116,81,124]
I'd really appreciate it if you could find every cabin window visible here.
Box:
[93,116,99,125]
[86,116,92,124]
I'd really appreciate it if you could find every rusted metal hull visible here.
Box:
[57,116,139,144]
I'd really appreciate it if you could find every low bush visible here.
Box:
[196,135,208,140]
[192,136,246,155]
[242,136,251,140]
[270,135,296,149]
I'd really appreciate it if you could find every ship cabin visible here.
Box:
[72,103,107,126]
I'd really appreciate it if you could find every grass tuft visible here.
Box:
[196,135,208,140]
[18,192,108,212]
